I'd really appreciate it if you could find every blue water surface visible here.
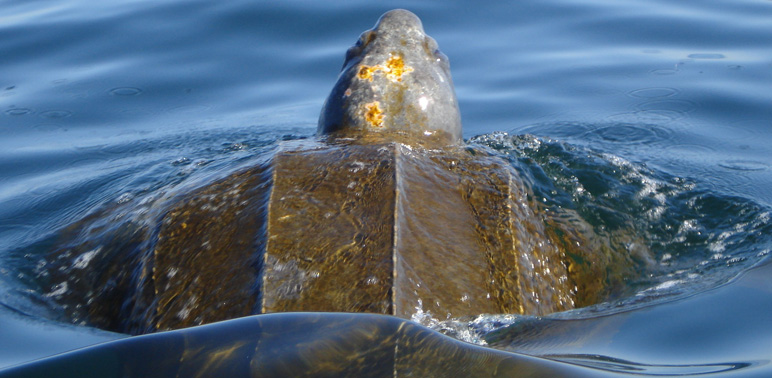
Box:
[1,0,771,376]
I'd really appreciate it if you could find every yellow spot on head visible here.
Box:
[358,65,377,81]
[384,54,413,82]
[344,88,352,97]
[356,54,413,83]
[364,101,384,127]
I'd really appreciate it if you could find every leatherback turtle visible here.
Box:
[39,10,639,334]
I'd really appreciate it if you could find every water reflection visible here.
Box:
[0,313,596,377]
[551,354,756,376]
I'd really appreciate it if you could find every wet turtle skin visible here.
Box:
[38,10,643,334]
[318,9,462,147]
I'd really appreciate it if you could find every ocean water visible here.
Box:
[1,0,771,376]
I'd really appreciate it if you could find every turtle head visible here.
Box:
[318,9,462,147]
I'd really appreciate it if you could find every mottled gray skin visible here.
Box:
[318,9,462,146]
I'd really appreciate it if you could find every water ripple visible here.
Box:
[688,53,726,59]
[518,122,593,139]
[551,354,759,376]
[4,107,33,116]
[635,99,698,114]
[584,123,673,145]
[628,87,680,99]
[108,87,143,96]
[39,110,73,119]
[718,160,769,172]
[606,110,686,123]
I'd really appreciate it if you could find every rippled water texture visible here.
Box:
[1,0,772,376]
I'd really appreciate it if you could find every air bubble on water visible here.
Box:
[171,157,191,166]
[73,248,101,269]
[116,192,134,204]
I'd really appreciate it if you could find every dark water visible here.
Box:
[1,0,771,376]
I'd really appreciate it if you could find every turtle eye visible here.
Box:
[344,30,376,68]
[434,49,449,65]
[434,49,451,74]
[423,36,450,74]
[358,30,376,47]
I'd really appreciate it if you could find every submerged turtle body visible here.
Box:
[40,10,639,334]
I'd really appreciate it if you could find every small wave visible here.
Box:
[470,131,772,318]
[550,354,755,376]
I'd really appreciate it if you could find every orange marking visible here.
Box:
[356,54,413,83]
[384,54,413,82]
[358,65,377,81]
[364,101,384,127]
